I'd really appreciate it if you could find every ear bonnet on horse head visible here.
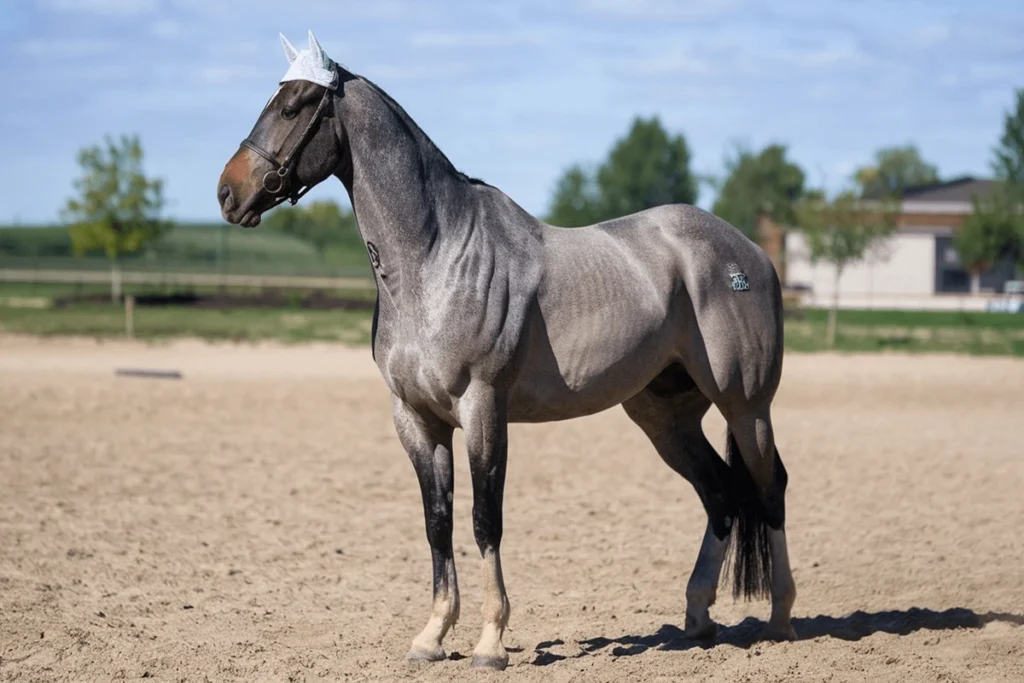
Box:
[279,30,338,90]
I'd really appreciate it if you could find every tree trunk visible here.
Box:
[827,266,842,348]
[110,259,122,304]
[969,272,981,295]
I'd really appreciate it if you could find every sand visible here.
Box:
[1,335,1022,682]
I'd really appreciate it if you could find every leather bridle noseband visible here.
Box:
[238,65,339,210]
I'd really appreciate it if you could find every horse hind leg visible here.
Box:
[622,368,737,640]
[726,408,796,641]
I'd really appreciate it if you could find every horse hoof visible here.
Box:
[407,646,445,664]
[470,654,509,671]
[685,619,718,641]
[761,623,797,642]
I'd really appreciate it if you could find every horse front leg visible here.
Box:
[462,386,512,670]
[392,397,459,663]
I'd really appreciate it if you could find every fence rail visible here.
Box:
[0,268,375,292]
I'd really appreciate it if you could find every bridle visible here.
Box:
[238,64,339,210]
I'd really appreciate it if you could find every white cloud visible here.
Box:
[89,84,246,113]
[834,160,856,177]
[592,28,873,83]
[777,42,871,70]
[19,39,114,58]
[235,41,260,55]
[198,64,267,85]
[948,19,1024,58]
[909,23,951,48]
[151,19,183,39]
[574,0,743,21]
[967,62,1020,83]
[412,31,543,49]
[66,63,135,82]
[976,87,1014,109]
[610,49,719,78]
[361,62,473,82]
[164,0,233,18]
[805,81,843,103]
[350,0,428,21]
[38,0,158,15]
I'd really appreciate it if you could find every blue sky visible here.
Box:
[1,0,1022,224]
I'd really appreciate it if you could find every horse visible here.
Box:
[217,31,796,671]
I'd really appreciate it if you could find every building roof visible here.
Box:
[901,176,1000,203]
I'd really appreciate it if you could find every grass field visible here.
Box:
[786,322,1024,355]
[0,303,375,344]
[801,307,1024,330]
[0,222,371,277]
[785,308,1024,356]
[1,287,1022,354]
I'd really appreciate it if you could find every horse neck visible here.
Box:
[332,78,472,301]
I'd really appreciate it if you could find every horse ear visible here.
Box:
[308,30,325,65]
[280,33,298,63]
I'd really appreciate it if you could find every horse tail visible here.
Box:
[723,428,773,600]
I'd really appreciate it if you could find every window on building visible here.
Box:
[940,269,970,293]
[936,235,1020,293]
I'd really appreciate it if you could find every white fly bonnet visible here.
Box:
[279,31,338,90]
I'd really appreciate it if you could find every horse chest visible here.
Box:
[373,324,473,420]
[372,295,518,422]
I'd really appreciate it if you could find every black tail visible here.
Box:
[724,429,772,601]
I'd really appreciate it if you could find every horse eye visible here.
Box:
[282,107,297,120]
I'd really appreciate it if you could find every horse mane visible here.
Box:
[355,75,492,189]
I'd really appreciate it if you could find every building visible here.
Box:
[774,177,1020,311]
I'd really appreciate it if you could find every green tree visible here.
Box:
[711,143,806,238]
[597,116,697,218]
[63,134,168,302]
[546,164,602,228]
[796,190,899,347]
[953,192,1023,291]
[959,88,1024,278]
[263,199,359,258]
[992,88,1024,191]
[995,87,1024,273]
[854,145,939,199]
[546,116,697,226]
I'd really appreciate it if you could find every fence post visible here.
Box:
[125,295,135,338]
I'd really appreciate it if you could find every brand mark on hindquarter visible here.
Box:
[726,263,750,291]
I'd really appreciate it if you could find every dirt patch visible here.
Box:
[1,338,1022,682]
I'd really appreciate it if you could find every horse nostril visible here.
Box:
[219,184,234,210]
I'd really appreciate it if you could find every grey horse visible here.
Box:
[218,32,795,670]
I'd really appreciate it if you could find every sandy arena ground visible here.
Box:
[1,335,1022,682]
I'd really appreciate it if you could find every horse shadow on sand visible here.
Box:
[530,608,1024,666]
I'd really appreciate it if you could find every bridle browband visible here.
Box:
[238,64,339,210]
